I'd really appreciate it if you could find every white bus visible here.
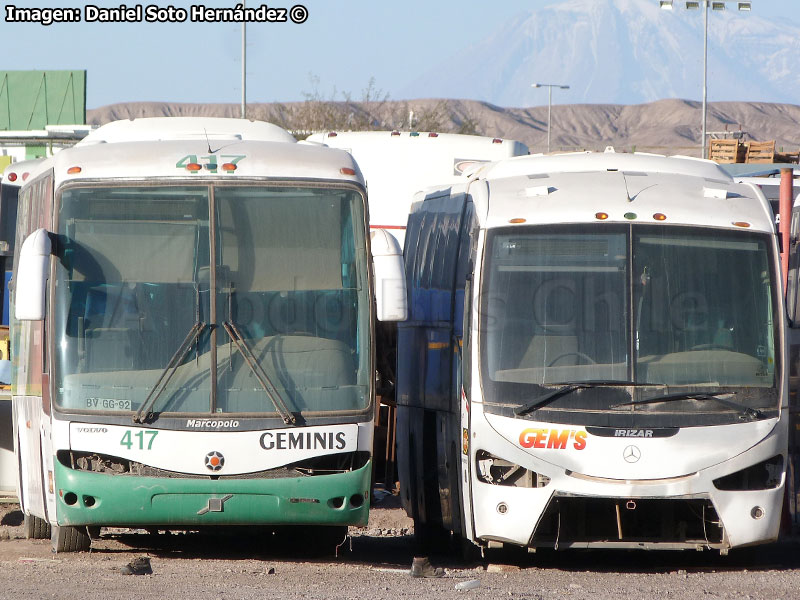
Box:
[0,159,46,499]
[11,117,406,552]
[397,151,789,553]
[306,131,529,248]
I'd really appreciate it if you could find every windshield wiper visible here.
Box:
[513,380,665,417]
[611,391,764,421]
[514,383,594,416]
[134,321,207,424]
[222,321,296,425]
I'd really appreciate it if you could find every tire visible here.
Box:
[51,525,91,553]
[24,514,51,540]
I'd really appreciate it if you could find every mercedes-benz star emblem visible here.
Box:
[623,445,641,463]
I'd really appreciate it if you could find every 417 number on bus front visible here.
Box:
[120,430,159,451]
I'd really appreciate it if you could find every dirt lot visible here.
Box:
[3,498,800,600]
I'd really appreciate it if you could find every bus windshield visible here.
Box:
[480,224,779,426]
[54,184,369,417]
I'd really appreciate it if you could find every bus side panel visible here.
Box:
[396,324,430,520]
[397,193,472,535]
[14,395,46,519]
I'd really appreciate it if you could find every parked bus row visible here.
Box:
[1,118,798,557]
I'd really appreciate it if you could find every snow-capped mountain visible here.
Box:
[399,0,800,106]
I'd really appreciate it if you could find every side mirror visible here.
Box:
[371,229,407,322]
[15,228,52,321]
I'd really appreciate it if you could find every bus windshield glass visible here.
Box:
[54,184,369,417]
[480,224,778,426]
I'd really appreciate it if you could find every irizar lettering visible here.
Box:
[260,431,347,451]
[614,429,654,438]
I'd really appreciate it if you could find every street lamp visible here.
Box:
[532,83,569,153]
[659,1,752,158]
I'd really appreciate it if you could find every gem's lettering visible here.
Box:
[519,428,587,451]
[260,431,347,450]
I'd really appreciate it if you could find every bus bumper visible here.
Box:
[52,459,371,528]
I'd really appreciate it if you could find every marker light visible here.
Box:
[653,213,667,221]
[6,173,16,182]
[390,131,400,136]
[492,138,503,144]
[595,212,609,220]
[221,163,237,172]
[186,163,202,172]
[67,166,82,175]
[509,218,527,224]
[410,132,420,137]
[428,132,439,138]
[340,167,356,176]
[624,212,637,220]
[327,132,338,138]
[733,221,751,228]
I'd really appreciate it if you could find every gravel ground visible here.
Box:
[2,499,800,600]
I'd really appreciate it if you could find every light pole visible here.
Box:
[532,83,569,153]
[659,1,752,158]
[241,0,246,118]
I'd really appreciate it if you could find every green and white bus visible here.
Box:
[11,117,406,552]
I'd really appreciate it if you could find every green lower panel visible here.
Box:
[53,459,371,528]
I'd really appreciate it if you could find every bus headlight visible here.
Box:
[475,450,550,488]
[712,455,783,491]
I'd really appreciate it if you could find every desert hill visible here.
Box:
[87,98,800,159]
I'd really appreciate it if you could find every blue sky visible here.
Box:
[2,0,796,108]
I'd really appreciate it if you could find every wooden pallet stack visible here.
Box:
[708,139,799,164]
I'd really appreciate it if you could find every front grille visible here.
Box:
[531,496,723,546]
[57,449,369,480]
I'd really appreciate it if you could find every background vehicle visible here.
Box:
[0,159,45,498]
[11,117,406,552]
[397,151,790,553]
[306,131,528,248]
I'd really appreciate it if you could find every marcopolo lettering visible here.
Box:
[260,430,347,451]
[186,419,240,429]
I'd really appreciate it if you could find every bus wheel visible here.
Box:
[51,525,91,553]
[23,514,51,540]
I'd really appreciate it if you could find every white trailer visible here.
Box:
[306,131,528,248]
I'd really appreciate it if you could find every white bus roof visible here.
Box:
[1,158,48,188]
[455,152,774,234]
[78,117,297,146]
[31,138,364,188]
[307,130,528,160]
[476,151,730,182]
